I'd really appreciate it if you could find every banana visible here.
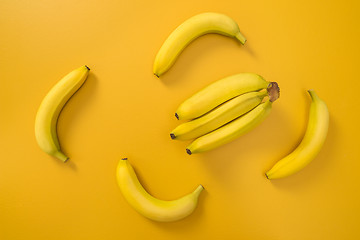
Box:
[171,91,268,141]
[35,65,90,162]
[153,12,246,77]
[175,73,270,120]
[116,158,204,222]
[186,100,273,155]
[265,90,329,179]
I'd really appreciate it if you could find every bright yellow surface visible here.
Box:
[1,0,359,239]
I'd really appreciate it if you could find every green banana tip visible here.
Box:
[235,32,247,45]
[53,151,69,162]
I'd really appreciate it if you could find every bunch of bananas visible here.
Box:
[170,73,280,154]
[34,12,329,223]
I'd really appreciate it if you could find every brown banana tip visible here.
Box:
[265,173,269,179]
[267,82,280,102]
[175,113,179,120]
[85,65,90,70]
[170,133,176,139]
[121,158,128,160]
[186,149,192,155]
[154,73,159,78]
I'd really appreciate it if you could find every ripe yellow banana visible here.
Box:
[171,91,268,141]
[175,73,270,120]
[35,65,90,162]
[116,158,204,222]
[153,12,246,77]
[265,90,329,179]
[186,100,273,155]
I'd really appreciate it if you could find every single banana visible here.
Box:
[116,158,204,222]
[35,65,90,162]
[153,12,246,77]
[171,91,268,141]
[175,73,270,120]
[186,100,273,155]
[265,90,329,179]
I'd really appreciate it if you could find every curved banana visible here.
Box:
[175,73,270,120]
[116,158,204,222]
[153,12,246,77]
[171,91,267,141]
[265,90,329,179]
[35,65,90,162]
[186,100,273,155]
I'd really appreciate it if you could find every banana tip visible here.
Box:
[154,73,159,78]
[170,133,176,139]
[265,173,269,179]
[121,158,128,161]
[307,89,318,101]
[175,113,179,120]
[186,149,192,155]
[85,65,90,71]
[235,32,247,45]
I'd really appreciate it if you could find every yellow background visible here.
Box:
[1,0,360,239]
